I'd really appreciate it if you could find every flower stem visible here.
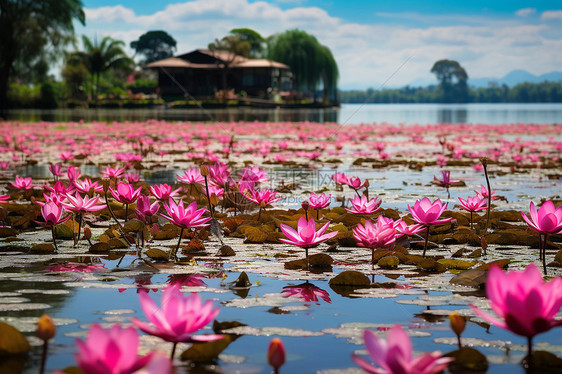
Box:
[470,211,473,231]
[371,248,375,269]
[125,203,128,222]
[258,206,262,222]
[316,209,320,220]
[542,234,548,275]
[170,341,178,360]
[203,175,214,219]
[39,340,48,374]
[171,227,184,261]
[51,226,58,252]
[526,336,534,372]
[483,162,492,232]
[104,190,132,246]
[422,226,430,257]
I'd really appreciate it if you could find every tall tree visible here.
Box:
[430,59,469,102]
[0,0,85,113]
[208,35,251,92]
[230,28,265,58]
[130,30,177,65]
[72,35,135,102]
[267,29,338,102]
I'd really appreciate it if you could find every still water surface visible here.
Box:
[5,103,562,125]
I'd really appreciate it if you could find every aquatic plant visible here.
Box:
[408,197,453,257]
[36,314,55,374]
[34,202,71,251]
[521,201,562,274]
[308,192,331,219]
[353,216,396,268]
[73,324,172,374]
[268,337,286,374]
[433,170,458,198]
[62,192,106,246]
[470,264,562,369]
[109,182,142,220]
[345,195,382,215]
[279,216,338,263]
[132,284,223,359]
[160,198,211,260]
[352,324,452,374]
[149,183,181,202]
[458,195,487,230]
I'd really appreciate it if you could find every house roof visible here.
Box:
[146,49,289,70]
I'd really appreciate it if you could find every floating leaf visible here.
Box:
[89,242,111,253]
[443,347,488,372]
[0,321,31,355]
[437,259,477,270]
[231,272,251,288]
[146,248,169,260]
[180,336,232,363]
[329,270,370,287]
[30,243,55,254]
[54,224,74,240]
[378,256,400,269]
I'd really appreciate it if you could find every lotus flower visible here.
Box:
[75,324,172,374]
[135,194,160,224]
[45,180,75,196]
[110,182,142,205]
[73,178,103,194]
[101,166,126,179]
[458,195,487,230]
[11,176,32,190]
[67,165,81,181]
[522,200,562,273]
[149,184,181,201]
[161,198,211,260]
[239,166,269,184]
[408,197,453,257]
[346,176,368,190]
[331,172,348,185]
[35,202,70,227]
[474,184,496,201]
[309,192,331,211]
[280,216,338,261]
[353,216,396,268]
[62,192,106,213]
[346,195,381,215]
[394,219,424,237]
[177,168,204,185]
[132,284,223,358]
[470,264,562,363]
[352,325,452,374]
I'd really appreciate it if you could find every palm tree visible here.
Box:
[74,35,134,103]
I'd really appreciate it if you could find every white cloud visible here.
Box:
[515,8,536,17]
[541,10,562,21]
[79,1,562,89]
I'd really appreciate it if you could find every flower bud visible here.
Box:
[449,312,466,337]
[479,157,488,167]
[102,178,110,194]
[36,314,56,341]
[83,226,92,240]
[200,165,210,177]
[267,337,286,371]
[301,200,309,212]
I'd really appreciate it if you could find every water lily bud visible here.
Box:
[364,179,370,188]
[102,178,110,193]
[449,312,466,337]
[301,200,309,212]
[83,226,92,240]
[200,165,210,177]
[267,337,286,371]
[479,157,488,167]
[36,314,56,341]
[210,193,219,207]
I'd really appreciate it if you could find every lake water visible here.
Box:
[5,103,562,125]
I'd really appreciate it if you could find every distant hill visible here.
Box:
[469,70,562,88]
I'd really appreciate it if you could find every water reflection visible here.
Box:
[6,103,562,124]
[281,281,331,303]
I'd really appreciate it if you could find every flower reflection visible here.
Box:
[282,281,331,303]
[45,262,105,273]
[167,273,207,287]
[119,274,156,293]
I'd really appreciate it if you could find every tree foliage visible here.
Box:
[267,29,338,102]
[0,0,85,112]
[230,28,265,57]
[70,35,135,102]
[130,30,177,65]
[430,59,469,102]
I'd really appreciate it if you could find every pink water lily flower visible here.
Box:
[433,170,459,188]
[62,192,106,213]
[239,165,269,184]
[331,172,349,185]
[67,165,81,181]
[458,196,487,212]
[135,194,160,224]
[73,178,103,194]
[101,166,126,179]
[474,184,496,200]
[11,176,33,190]
[521,200,562,235]
[408,197,452,226]
[110,182,142,205]
[346,176,368,190]
[149,184,181,201]
[132,284,223,358]
[353,216,396,250]
[346,195,382,215]
[394,219,424,237]
[75,324,172,374]
[161,198,212,229]
[280,216,338,249]
[35,202,71,227]
[177,168,204,185]
[309,192,331,210]
[44,181,75,195]
[470,264,562,359]
[521,201,562,274]
[353,324,452,374]
[49,163,63,177]
[242,188,282,206]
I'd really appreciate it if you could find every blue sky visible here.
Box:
[77,0,562,89]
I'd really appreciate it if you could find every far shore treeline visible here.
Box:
[2,0,562,113]
[339,81,562,104]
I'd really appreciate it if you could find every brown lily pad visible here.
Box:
[30,243,55,254]
[449,269,487,288]
[0,321,31,356]
[89,242,111,253]
[378,256,400,269]
[329,270,370,287]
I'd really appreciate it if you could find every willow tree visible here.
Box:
[0,0,85,113]
[267,29,338,103]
